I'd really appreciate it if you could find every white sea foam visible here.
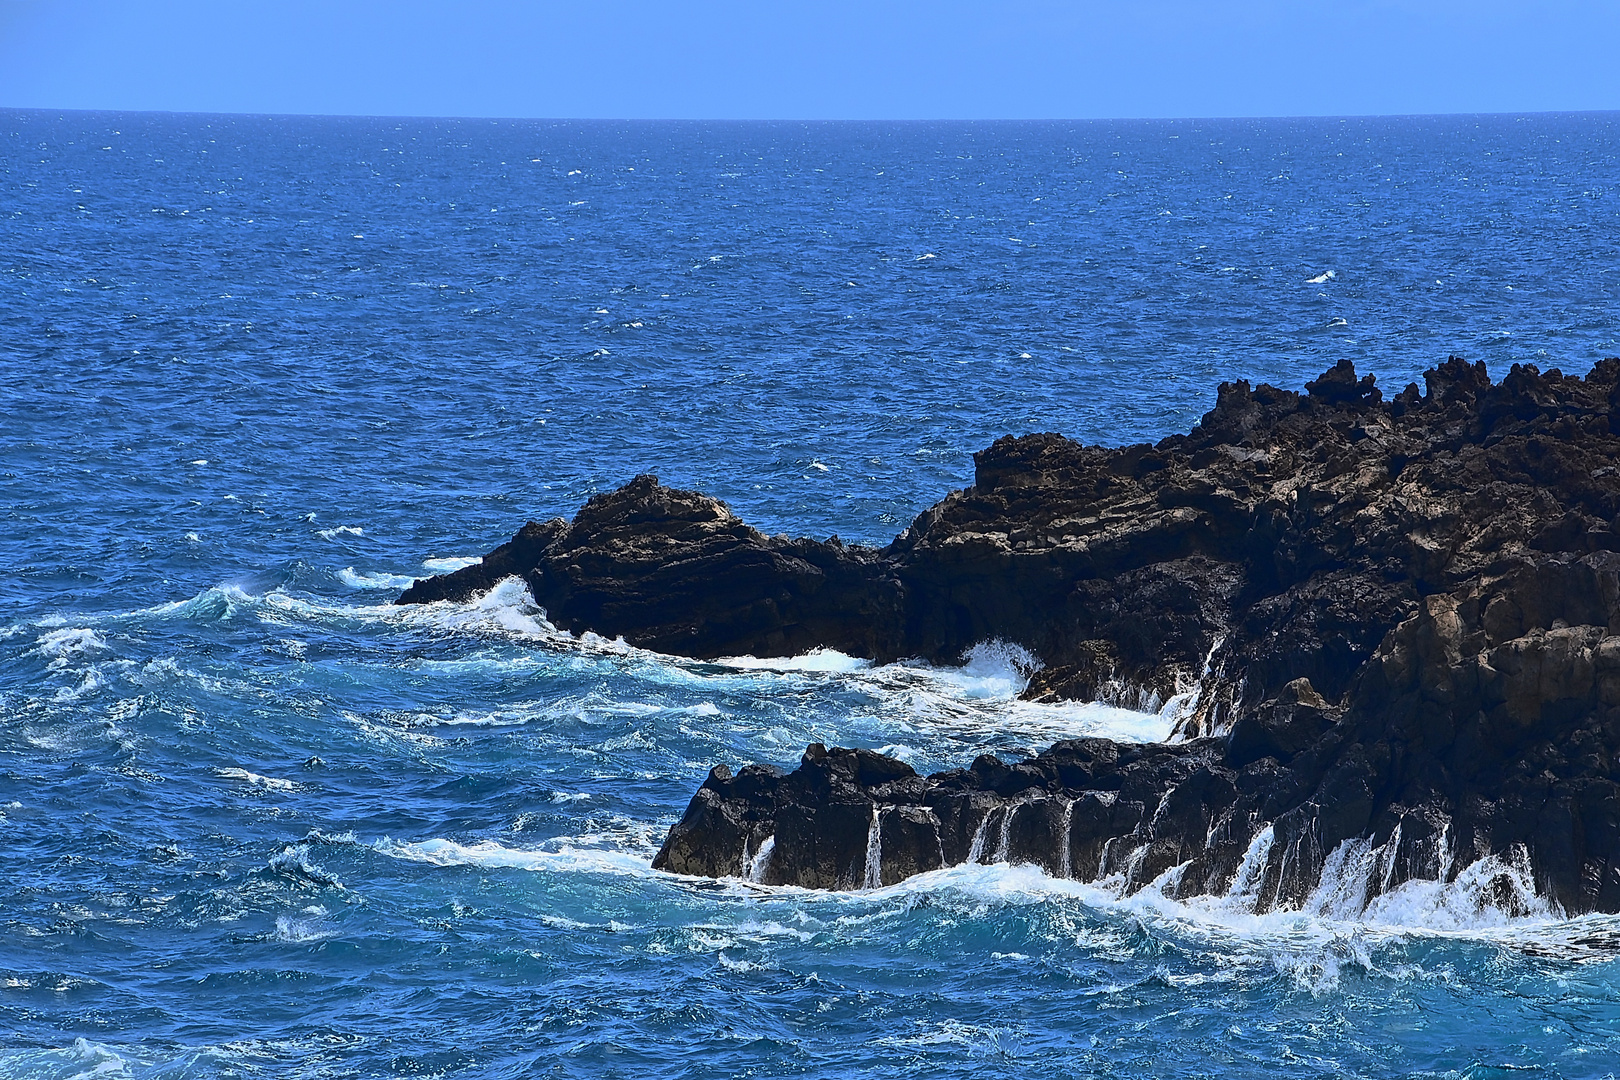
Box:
[943,639,1041,695]
[0,1036,320,1078]
[267,843,342,888]
[316,525,364,542]
[274,909,335,943]
[1305,269,1337,284]
[422,555,482,572]
[374,837,656,876]
[216,767,299,792]
[877,1019,1019,1054]
[389,577,556,638]
[51,667,112,703]
[336,567,417,590]
[714,647,871,674]
[434,708,535,728]
[670,842,1606,969]
[82,582,1140,767]
[695,637,1174,751]
[36,626,108,666]
[0,1039,142,1080]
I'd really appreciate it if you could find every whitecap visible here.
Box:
[716,954,766,972]
[267,843,342,888]
[0,1039,143,1080]
[435,709,535,728]
[422,555,481,573]
[373,837,656,877]
[1003,699,1177,744]
[713,647,871,674]
[391,577,556,638]
[36,627,108,669]
[877,1019,1017,1053]
[51,667,110,703]
[336,567,417,590]
[274,911,335,943]
[216,767,299,792]
[941,639,1041,696]
[697,850,1601,969]
[315,525,364,542]
[1305,269,1337,284]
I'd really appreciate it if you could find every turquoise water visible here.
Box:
[4,110,1620,1078]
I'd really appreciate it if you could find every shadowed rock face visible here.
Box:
[404,356,1620,914]
[398,476,906,660]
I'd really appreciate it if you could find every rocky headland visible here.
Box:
[400,357,1620,915]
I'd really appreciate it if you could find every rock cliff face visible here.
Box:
[401,357,1620,914]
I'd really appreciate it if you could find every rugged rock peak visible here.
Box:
[1305,356,1384,406]
[568,473,741,534]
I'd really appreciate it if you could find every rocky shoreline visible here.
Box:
[401,357,1620,915]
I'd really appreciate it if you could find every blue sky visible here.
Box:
[1,0,1616,120]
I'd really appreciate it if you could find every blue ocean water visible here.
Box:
[3,109,1620,1079]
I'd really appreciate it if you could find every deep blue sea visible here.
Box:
[4,110,1620,1079]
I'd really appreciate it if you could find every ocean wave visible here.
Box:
[0,1035,358,1080]
[274,906,336,943]
[216,766,300,792]
[34,627,109,669]
[373,836,657,877]
[361,819,1614,969]
[336,567,417,590]
[662,849,1609,961]
[421,555,481,573]
[96,578,1179,755]
[713,646,872,674]
[266,843,343,889]
[30,577,1184,778]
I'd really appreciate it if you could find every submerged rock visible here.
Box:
[403,356,1620,914]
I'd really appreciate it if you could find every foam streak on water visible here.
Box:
[4,111,1620,1079]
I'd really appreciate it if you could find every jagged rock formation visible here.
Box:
[399,477,903,659]
[403,357,1620,914]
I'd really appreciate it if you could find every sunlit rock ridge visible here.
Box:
[402,356,1620,915]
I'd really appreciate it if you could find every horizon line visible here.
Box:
[4,104,1618,126]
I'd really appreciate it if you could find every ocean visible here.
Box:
[3,109,1620,1078]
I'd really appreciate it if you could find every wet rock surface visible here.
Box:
[405,357,1620,913]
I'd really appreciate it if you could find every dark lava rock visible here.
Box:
[405,357,1620,914]
[399,475,905,660]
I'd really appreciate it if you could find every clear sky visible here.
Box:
[1,0,1616,120]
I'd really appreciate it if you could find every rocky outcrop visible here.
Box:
[398,475,906,660]
[404,356,1620,914]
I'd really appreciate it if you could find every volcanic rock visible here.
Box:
[404,356,1620,914]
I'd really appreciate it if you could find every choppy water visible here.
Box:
[4,110,1620,1079]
